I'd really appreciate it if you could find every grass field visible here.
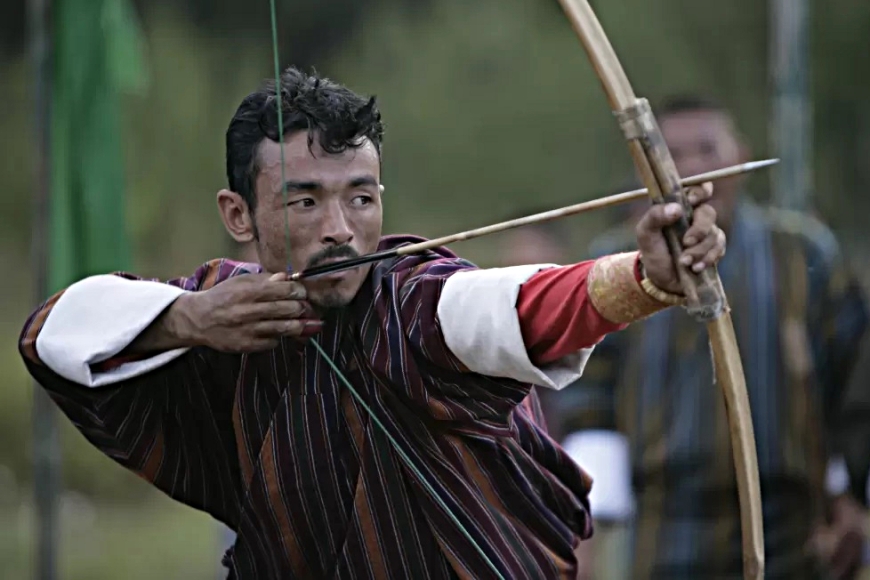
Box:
[0,492,226,580]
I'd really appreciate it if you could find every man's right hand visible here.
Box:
[174,272,323,352]
[132,272,323,354]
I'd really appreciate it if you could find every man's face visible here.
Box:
[659,110,747,223]
[499,229,567,267]
[251,132,383,310]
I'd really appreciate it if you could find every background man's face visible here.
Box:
[499,229,568,267]
[252,132,383,310]
[659,109,748,225]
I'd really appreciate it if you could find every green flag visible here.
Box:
[49,0,147,293]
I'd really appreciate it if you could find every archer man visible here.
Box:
[19,67,726,579]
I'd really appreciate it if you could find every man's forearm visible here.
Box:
[434,252,680,392]
[22,274,196,387]
[123,293,198,355]
[517,252,680,366]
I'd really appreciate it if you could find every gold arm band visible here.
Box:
[587,252,682,324]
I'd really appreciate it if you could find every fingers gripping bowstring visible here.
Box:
[266,3,504,577]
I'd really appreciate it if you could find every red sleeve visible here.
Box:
[516,260,642,366]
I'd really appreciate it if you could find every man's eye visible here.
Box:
[352,195,372,206]
[289,198,315,208]
[699,142,717,156]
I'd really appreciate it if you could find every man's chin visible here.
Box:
[305,269,369,312]
[308,285,358,313]
[312,294,352,311]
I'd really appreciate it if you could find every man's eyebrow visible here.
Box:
[278,176,378,194]
[348,175,379,188]
[280,180,321,193]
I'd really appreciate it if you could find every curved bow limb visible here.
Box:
[554,1,765,578]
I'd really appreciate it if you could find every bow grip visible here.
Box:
[616,99,728,322]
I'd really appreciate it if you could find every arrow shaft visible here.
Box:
[294,160,776,280]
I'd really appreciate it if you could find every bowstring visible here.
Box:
[266,2,505,578]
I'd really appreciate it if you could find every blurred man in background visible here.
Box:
[541,95,870,579]
[816,331,870,575]
[497,219,572,269]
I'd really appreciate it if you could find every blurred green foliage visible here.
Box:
[1,0,869,576]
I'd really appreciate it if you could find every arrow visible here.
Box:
[292,158,778,281]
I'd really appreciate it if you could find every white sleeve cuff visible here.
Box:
[35,275,191,388]
[826,455,850,496]
[436,265,594,390]
[561,430,635,521]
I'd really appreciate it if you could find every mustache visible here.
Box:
[306,245,360,269]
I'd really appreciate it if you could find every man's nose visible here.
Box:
[674,154,708,178]
[320,202,354,245]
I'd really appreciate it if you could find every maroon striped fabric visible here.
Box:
[20,235,593,579]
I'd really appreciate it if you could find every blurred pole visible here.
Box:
[29,0,60,578]
[770,0,812,211]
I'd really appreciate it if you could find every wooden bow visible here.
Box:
[554,1,765,578]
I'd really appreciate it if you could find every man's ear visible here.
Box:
[217,189,255,243]
[737,137,752,165]
[733,127,753,164]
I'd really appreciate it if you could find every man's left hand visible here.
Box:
[809,494,868,580]
[634,183,726,294]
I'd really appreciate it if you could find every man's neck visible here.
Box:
[719,212,736,237]
[717,193,753,236]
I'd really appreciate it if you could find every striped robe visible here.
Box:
[20,235,597,579]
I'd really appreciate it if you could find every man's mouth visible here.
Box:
[312,266,356,283]
[308,258,355,275]
[307,248,360,270]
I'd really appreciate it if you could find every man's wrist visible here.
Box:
[637,255,686,305]
[587,252,680,324]
[165,293,201,347]
[126,293,200,354]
